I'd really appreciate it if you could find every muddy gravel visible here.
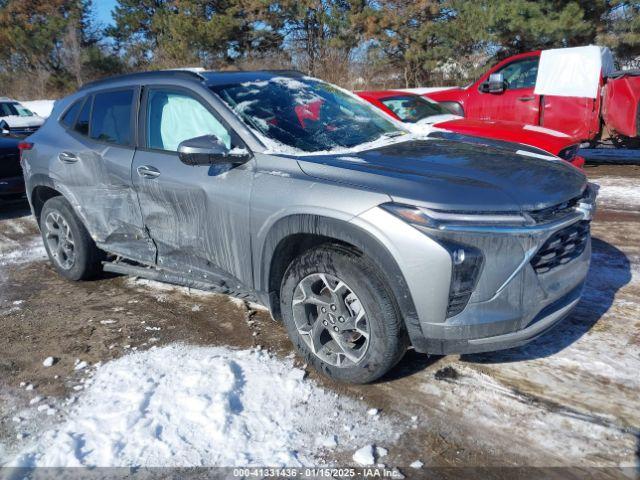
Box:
[0,165,639,473]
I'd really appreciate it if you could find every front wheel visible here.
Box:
[280,245,408,384]
[40,196,104,281]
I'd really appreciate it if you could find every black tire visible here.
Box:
[280,244,408,384]
[40,196,104,281]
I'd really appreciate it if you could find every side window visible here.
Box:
[75,97,92,136]
[496,58,539,90]
[146,89,231,151]
[61,99,83,128]
[90,89,134,146]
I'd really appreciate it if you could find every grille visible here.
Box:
[527,196,581,224]
[531,221,590,274]
[447,292,473,318]
[9,126,39,136]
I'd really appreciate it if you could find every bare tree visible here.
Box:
[61,22,84,88]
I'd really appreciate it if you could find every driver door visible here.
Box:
[132,86,254,285]
[467,56,541,125]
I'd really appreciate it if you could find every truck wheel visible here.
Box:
[280,244,408,384]
[40,196,104,281]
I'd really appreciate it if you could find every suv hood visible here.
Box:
[295,136,586,212]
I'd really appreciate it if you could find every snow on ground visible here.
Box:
[439,220,640,465]
[20,100,55,119]
[0,216,45,271]
[415,362,638,466]
[6,344,398,468]
[592,176,640,210]
[0,237,46,268]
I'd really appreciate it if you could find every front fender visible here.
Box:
[258,213,424,348]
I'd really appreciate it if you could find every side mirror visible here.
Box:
[487,73,505,94]
[0,121,10,135]
[177,135,250,166]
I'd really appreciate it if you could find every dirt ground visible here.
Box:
[0,164,639,474]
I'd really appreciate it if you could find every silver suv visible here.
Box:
[21,70,596,383]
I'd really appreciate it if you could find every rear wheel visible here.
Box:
[40,196,104,280]
[280,245,408,384]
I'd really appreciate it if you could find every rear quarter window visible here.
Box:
[89,89,134,146]
[75,97,92,136]
[61,100,83,128]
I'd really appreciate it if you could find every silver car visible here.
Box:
[21,70,596,383]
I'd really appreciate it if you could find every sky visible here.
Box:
[93,0,117,27]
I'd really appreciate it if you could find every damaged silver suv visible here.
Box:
[21,70,596,383]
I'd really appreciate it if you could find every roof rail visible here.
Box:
[79,69,205,91]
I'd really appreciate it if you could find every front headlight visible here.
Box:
[380,203,529,230]
[381,203,488,317]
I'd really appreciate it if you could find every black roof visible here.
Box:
[79,69,306,90]
[202,70,305,87]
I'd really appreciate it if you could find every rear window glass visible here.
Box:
[61,100,83,128]
[89,90,134,145]
[75,97,91,136]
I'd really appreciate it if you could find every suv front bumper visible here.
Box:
[355,203,593,356]
[416,218,591,355]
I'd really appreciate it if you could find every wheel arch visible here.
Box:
[259,214,423,346]
[27,175,65,225]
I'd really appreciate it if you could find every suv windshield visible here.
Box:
[210,77,404,152]
[380,95,450,123]
[0,102,34,117]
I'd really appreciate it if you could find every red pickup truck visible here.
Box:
[426,46,640,148]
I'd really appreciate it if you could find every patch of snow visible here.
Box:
[315,435,338,448]
[515,149,559,161]
[523,124,571,137]
[337,156,367,164]
[262,170,291,178]
[592,176,640,211]
[367,408,379,416]
[0,237,47,268]
[42,357,55,367]
[410,460,424,469]
[8,344,397,467]
[73,361,88,371]
[352,445,375,466]
[395,87,456,95]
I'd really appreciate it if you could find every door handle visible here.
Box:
[58,151,79,163]
[517,96,536,102]
[137,165,161,179]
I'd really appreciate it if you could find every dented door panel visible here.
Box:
[46,132,156,263]
[132,149,254,286]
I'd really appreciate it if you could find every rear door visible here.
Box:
[52,88,155,262]
[466,56,541,124]
[131,85,254,285]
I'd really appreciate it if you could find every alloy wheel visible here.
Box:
[44,211,76,270]
[292,273,370,367]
